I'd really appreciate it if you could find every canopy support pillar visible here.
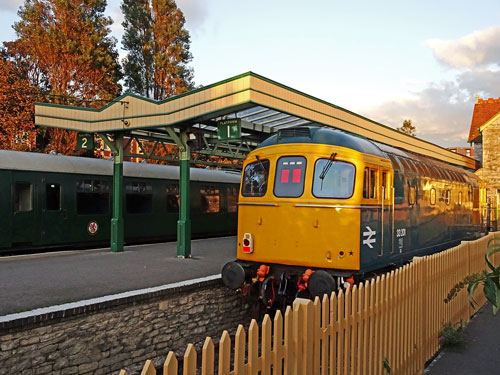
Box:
[102,133,125,253]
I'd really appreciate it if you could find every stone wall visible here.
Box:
[0,278,251,375]
[482,119,500,198]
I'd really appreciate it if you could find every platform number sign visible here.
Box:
[77,133,94,150]
[217,119,241,140]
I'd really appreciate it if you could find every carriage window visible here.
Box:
[15,183,33,212]
[363,167,378,199]
[76,180,110,215]
[241,159,270,197]
[46,184,61,211]
[166,185,179,212]
[430,188,436,205]
[312,160,355,198]
[408,186,416,205]
[125,182,153,214]
[274,156,306,198]
[227,186,238,213]
[201,187,220,213]
[458,191,463,205]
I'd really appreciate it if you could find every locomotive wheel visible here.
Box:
[308,270,337,298]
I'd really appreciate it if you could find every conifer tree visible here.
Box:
[121,0,194,100]
[396,119,416,137]
[4,0,121,154]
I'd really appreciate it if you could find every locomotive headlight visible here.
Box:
[242,233,254,253]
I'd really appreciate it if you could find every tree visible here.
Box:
[0,52,41,151]
[122,0,194,100]
[4,0,122,154]
[396,119,416,137]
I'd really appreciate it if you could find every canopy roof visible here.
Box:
[35,72,476,170]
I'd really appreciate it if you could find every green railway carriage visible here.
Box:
[0,150,240,252]
[222,126,482,308]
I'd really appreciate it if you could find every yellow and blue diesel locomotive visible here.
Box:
[222,126,481,307]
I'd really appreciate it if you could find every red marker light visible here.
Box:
[242,233,253,253]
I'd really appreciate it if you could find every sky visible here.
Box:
[1,0,500,148]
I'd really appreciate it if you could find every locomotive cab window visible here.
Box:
[312,159,355,198]
[125,182,153,214]
[46,184,61,211]
[274,156,307,198]
[15,182,33,212]
[363,167,378,199]
[241,159,270,197]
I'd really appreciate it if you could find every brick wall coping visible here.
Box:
[0,274,221,332]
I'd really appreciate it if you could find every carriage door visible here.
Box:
[40,178,69,245]
[381,170,393,255]
[11,172,39,246]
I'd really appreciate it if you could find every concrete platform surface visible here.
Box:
[0,236,236,316]
[425,303,500,374]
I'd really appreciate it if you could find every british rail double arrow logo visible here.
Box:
[363,226,376,248]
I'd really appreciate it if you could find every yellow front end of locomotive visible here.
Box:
[237,143,374,271]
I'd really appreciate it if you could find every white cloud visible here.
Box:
[426,26,500,69]
[176,0,208,34]
[0,0,22,12]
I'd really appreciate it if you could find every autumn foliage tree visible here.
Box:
[396,119,416,137]
[0,52,41,150]
[121,0,194,100]
[3,0,121,154]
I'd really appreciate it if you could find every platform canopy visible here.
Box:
[36,71,476,170]
[34,72,477,256]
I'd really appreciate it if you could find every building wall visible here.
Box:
[0,279,251,375]
[482,119,500,197]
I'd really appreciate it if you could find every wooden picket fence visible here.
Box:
[121,232,500,375]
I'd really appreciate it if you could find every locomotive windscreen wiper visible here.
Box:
[319,153,337,189]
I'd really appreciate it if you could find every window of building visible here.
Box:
[312,159,355,198]
[241,159,270,197]
[125,182,153,214]
[46,184,61,211]
[274,156,307,198]
[15,183,33,212]
[200,187,220,213]
[76,180,110,215]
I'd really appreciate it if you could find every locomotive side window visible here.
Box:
[125,182,153,214]
[241,159,270,197]
[430,188,436,205]
[382,171,388,200]
[15,183,33,212]
[274,156,307,198]
[408,186,416,205]
[76,180,110,215]
[312,160,355,198]
[363,167,377,199]
[46,184,61,211]
[166,185,179,212]
[200,187,220,213]
[227,186,238,213]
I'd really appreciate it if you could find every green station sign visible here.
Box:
[76,133,94,150]
[217,119,241,140]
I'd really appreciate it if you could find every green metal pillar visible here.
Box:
[111,133,124,252]
[177,131,191,258]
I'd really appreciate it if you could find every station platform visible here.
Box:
[0,236,236,316]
